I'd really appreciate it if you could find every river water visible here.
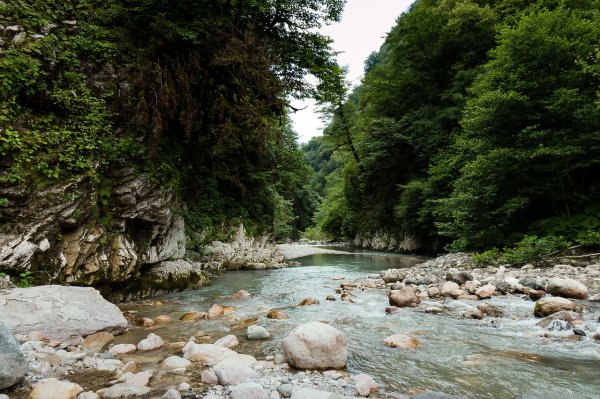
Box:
[120,250,600,399]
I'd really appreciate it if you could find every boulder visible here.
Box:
[588,293,600,302]
[135,317,154,327]
[463,310,484,319]
[162,355,191,370]
[207,304,225,319]
[137,333,164,351]
[179,312,206,321]
[0,286,128,341]
[445,271,473,284]
[154,315,172,324]
[97,383,151,398]
[519,277,546,291]
[546,278,588,300]
[118,371,152,386]
[230,382,268,399]
[381,269,405,283]
[267,309,289,319]
[427,286,441,298]
[534,297,579,317]
[441,282,460,297]
[0,320,28,389]
[28,379,83,399]
[162,389,181,399]
[475,284,496,299]
[389,287,421,307]
[108,344,137,356]
[527,289,546,300]
[352,374,379,397]
[290,388,332,399]
[281,321,347,370]
[216,365,259,386]
[247,325,270,340]
[214,334,239,349]
[384,334,419,349]
[201,370,219,384]
[183,343,235,366]
[298,298,319,306]
[81,331,115,354]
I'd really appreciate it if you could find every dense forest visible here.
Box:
[306,0,600,259]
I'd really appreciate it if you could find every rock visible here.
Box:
[163,389,182,399]
[326,295,336,301]
[441,282,460,297]
[136,333,164,351]
[536,311,583,329]
[384,334,419,349]
[179,312,206,321]
[97,383,151,398]
[214,353,257,369]
[216,365,259,385]
[425,306,443,314]
[277,384,293,398]
[135,317,154,327]
[546,278,588,300]
[183,343,235,366]
[177,382,190,391]
[81,331,115,354]
[491,280,510,294]
[340,292,356,302]
[215,334,239,349]
[464,280,480,293]
[411,393,468,399]
[247,325,270,340]
[593,333,600,341]
[232,290,251,299]
[121,361,141,373]
[230,382,268,399]
[118,371,152,386]
[389,287,421,307]
[0,286,128,341]
[527,289,546,300]
[207,304,225,319]
[450,289,468,299]
[477,303,503,317]
[0,320,28,390]
[298,298,319,306]
[588,293,600,302]
[457,294,479,301]
[352,373,379,397]
[390,282,404,290]
[290,388,332,399]
[427,286,441,298]
[323,370,345,379]
[475,284,496,299]
[381,269,405,283]
[445,271,473,284]
[463,310,484,319]
[108,344,137,356]
[385,306,399,314]
[78,393,100,399]
[281,321,347,370]
[267,309,289,319]
[162,355,191,370]
[29,379,83,399]
[201,369,219,384]
[519,277,546,291]
[534,297,579,317]
[154,315,172,324]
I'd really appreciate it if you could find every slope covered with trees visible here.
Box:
[310,0,600,257]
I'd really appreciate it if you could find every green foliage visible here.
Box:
[473,235,572,265]
[17,271,34,287]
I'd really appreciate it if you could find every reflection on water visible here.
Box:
[120,251,600,399]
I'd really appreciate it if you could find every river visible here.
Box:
[119,250,600,399]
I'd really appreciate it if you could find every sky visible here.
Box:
[290,0,414,143]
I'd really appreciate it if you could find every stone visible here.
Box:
[135,317,154,327]
[216,365,259,385]
[290,388,332,399]
[534,297,579,317]
[201,369,219,384]
[177,382,190,391]
[426,286,440,298]
[29,379,83,399]
[162,355,191,370]
[588,293,600,302]
[281,321,347,370]
[267,309,289,319]
[441,281,460,297]
[381,269,405,283]
[411,393,468,399]
[207,304,225,319]
[464,280,480,294]
[352,373,379,397]
[0,320,28,390]
[519,277,546,291]
[450,289,468,299]
[137,333,164,351]
[389,287,421,307]
[298,298,319,306]
[477,303,503,318]
[463,310,484,319]
[546,278,588,300]
[536,311,583,329]
[475,284,496,299]
[384,334,419,349]
[215,334,239,349]
[593,333,600,341]
[183,343,235,366]
[425,306,443,314]
[247,325,270,340]
[445,271,473,284]
[326,295,336,301]
[78,393,100,399]
[118,371,152,386]
[277,384,293,398]
[527,289,545,300]
[121,361,141,373]
[97,383,151,398]
[0,286,128,341]
[81,331,115,354]
[108,344,137,356]
[385,306,399,314]
[323,370,345,379]
[232,289,251,299]
[457,294,479,301]
[163,389,182,399]
[230,382,268,399]
[154,315,172,324]
[179,312,206,321]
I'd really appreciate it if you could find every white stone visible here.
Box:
[162,355,191,370]
[216,365,259,386]
[182,343,235,366]
[290,387,332,399]
[118,371,152,386]
[97,383,151,398]
[230,382,268,399]
[281,321,347,370]
[214,334,239,349]
[162,388,182,399]
[108,344,137,356]
[137,333,164,351]
[352,373,379,397]
[29,379,83,399]
[247,325,270,340]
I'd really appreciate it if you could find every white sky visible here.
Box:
[290,0,414,143]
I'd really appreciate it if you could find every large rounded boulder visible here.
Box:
[281,321,347,370]
[533,297,580,317]
[546,278,588,300]
[389,287,420,307]
[0,320,28,390]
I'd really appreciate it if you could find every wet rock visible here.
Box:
[352,373,379,397]
[491,280,510,294]
[381,269,405,283]
[388,287,421,307]
[247,325,270,340]
[534,297,579,317]
[441,282,460,297]
[267,309,289,319]
[546,278,588,300]
[201,369,219,384]
[593,333,600,341]
[475,284,496,299]
[0,320,28,389]
[180,312,206,321]
[136,333,164,351]
[290,388,332,399]
[183,343,235,366]
[81,332,114,354]
[282,321,347,370]
[445,271,472,284]
[108,344,137,356]
[383,334,419,349]
[450,289,467,299]
[154,315,172,324]
[121,361,141,373]
[232,289,251,299]
[326,295,336,301]
[573,329,586,337]
[386,306,399,314]
[463,310,484,319]
[118,371,152,386]
[477,303,504,318]
[215,334,239,349]
[162,355,191,370]
[427,286,441,298]
[97,383,151,398]
[425,306,443,314]
[298,298,319,306]
[29,379,83,399]
[135,317,154,327]
[527,289,546,300]
[207,304,225,319]
[536,311,583,329]
[230,382,268,399]
[589,293,600,302]
[0,286,128,341]
[216,365,259,385]
[163,389,182,399]
[341,293,356,302]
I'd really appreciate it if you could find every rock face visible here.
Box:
[534,297,579,317]
[389,287,421,307]
[0,320,28,390]
[281,321,348,370]
[0,286,127,341]
[546,278,588,299]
